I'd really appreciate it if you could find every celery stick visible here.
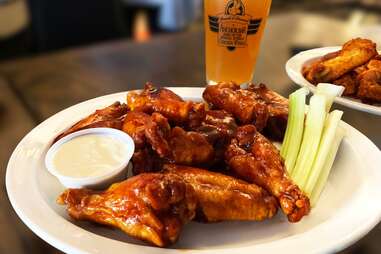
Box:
[304,110,343,197]
[316,83,345,112]
[280,88,309,173]
[291,94,327,188]
[280,88,309,158]
[280,93,295,159]
[310,126,345,206]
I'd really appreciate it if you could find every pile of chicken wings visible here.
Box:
[57,82,310,247]
[303,38,381,103]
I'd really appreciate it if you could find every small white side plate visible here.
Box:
[286,47,381,116]
[6,88,381,254]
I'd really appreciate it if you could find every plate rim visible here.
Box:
[285,46,381,116]
[6,87,381,254]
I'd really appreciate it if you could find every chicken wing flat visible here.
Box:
[333,71,358,96]
[58,173,197,247]
[358,69,381,102]
[302,51,340,81]
[169,127,215,167]
[54,102,128,142]
[196,110,238,167]
[303,38,377,84]
[225,125,310,222]
[163,165,278,222]
[122,111,151,149]
[203,82,269,131]
[122,111,171,174]
[357,57,381,102]
[127,82,206,128]
[247,83,288,140]
[131,147,169,175]
[199,110,238,139]
[124,112,220,173]
[123,111,171,157]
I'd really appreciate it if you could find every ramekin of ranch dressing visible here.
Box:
[45,128,135,189]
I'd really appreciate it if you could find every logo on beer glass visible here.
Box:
[208,0,262,51]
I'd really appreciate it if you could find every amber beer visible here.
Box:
[204,0,272,84]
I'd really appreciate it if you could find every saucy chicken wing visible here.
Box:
[225,125,310,222]
[247,83,288,140]
[357,57,381,102]
[333,72,358,96]
[203,82,269,131]
[164,165,278,222]
[127,83,206,128]
[169,127,215,167]
[332,56,381,98]
[131,147,168,175]
[58,173,197,247]
[123,111,171,157]
[54,102,128,142]
[196,110,238,167]
[303,38,377,84]
[358,69,381,102]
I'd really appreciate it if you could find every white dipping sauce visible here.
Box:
[52,134,129,178]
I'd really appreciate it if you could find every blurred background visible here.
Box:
[1,0,381,253]
[1,0,381,60]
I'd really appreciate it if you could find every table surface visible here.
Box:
[0,11,380,254]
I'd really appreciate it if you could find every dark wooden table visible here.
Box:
[0,16,380,254]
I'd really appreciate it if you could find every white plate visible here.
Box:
[6,88,381,254]
[286,46,381,116]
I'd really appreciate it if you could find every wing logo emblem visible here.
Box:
[208,0,262,51]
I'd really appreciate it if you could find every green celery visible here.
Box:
[304,110,343,197]
[316,83,345,112]
[310,126,345,206]
[291,94,327,188]
[280,88,309,174]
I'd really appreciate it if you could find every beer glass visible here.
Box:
[204,0,272,84]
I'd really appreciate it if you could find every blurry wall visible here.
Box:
[0,0,202,60]
[1,0,381,61]
[123,0,202,31]
[28,0,127,52]
[0,0,29,39]
[0,0,30,59]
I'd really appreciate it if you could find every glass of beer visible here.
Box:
[204,0,272,85]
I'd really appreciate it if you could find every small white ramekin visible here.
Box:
[45,128,135,189]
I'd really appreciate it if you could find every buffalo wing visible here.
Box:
[303,38,377,84]
[58,173,197,247]
[247,83,288,140]
[225,125,310,222]
[54,102,128,142]
[169,127,215,167]
[164,165,278,222]
[357,58,381,102]
[203,82,269,131]
[127,83,206,128]
[122,111,171,157]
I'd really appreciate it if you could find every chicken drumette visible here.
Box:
[225,125,310,222]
